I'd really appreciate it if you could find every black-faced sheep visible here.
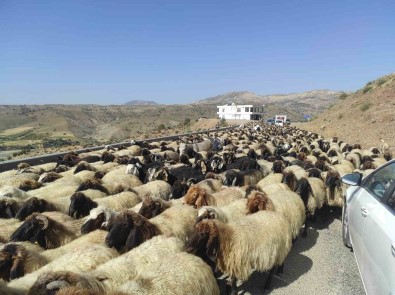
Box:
[69,191,141,219]
[105,205,196,252]
[115,252,220,295]
[183,186,244,209]
[186,212,292,294]
[26,235,185,294]
[10,212,85,249]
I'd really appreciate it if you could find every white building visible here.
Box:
[217,103,265,121]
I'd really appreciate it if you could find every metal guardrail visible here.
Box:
[0,126,236,173]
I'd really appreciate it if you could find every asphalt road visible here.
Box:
[217,211,366,295]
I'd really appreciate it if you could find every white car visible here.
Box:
[342,159,395,294]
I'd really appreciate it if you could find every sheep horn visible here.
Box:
[46,280,70,291]
[35,215,49,230]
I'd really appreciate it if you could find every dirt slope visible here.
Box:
[300,73,395,152]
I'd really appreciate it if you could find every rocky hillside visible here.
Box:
[300,73,395,152]
[196,90,340,120]
[124,100,158,105]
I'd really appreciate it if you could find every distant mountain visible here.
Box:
[125,100,158,105]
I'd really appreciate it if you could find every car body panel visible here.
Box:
[343,159,395,295]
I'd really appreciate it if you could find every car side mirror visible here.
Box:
[341,173,362,186]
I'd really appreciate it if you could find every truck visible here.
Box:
[274,115,287,126]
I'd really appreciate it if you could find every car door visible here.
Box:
[362,180,395,295]
[348,161,395,278]
[348,185,375,274]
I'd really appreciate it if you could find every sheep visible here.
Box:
[7,243,118,294]
[15,195,71,220]
[75,178,110,195]
[324,169,344,208]
[186,211,292,294]
[10,211,86,249]
[183,186,245,209]
[101,167,143,194]
[105,205,196,252]
[38,172,63,184]
[256,185,306,239]
[41,230,109,261]
[0,242,49,281]
[69,191,141,219]
[0,198,22,218]
[138,196,183,219]
[0,178,42,192]
[256,173,283,190]
[195,198,250,224]
[27,235,185,294]
[130,180,171,200]
[234,169,265,186]
[179,139,212,155]
[115,252,220,295]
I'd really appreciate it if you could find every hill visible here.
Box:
[300,73,395,152]
[0,89,340,160]
[124,100,158,105]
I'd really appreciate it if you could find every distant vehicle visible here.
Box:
[341,160,395,294]
[275,115,287,126]
[285,119,291,126]
[265,118,275,125]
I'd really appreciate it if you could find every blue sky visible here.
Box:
[1,0,394,105]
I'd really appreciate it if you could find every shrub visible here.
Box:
[338,114,343,119]
[362,86,373,94]
[339,92,348,100]
[360,102,372,112]
[377,77,387,86]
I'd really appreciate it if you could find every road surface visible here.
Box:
[218,212,365,295]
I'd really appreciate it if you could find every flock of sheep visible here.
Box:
[0,123,392,295]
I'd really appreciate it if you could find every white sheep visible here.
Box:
[7,243,119,294]
[131,180,171,200]
[116,252,220,295]
[26,235,185,294]
[261,184,306,239]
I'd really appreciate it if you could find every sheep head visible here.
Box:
[170,180,188,200]
[138,197,164,219]
[81,208,107,234]
[184,187,209,209]
[186,220,219,262]
[281,171,297,191]
[105,211,161,252]
[69,192,98,219]
[10,213,49,248]
[38,172,63,184]
[75,179,109,194]
[294,178,312,207]
[15,197,52,221]
[246,191,274,214]
[272,160,285,173]
[195,208,218,225]
[0,199,18,219]
[27,271,89,295]
[0,244,26,281]
[74,161,96,174]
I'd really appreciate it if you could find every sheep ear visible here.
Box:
[6,205,16,218]
[206,236,219,262]
[125,225,142,251]
[10,258,24,280]
[151,202,161,218]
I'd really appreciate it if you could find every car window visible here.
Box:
[387,190,395,212]
[363,162,395,199]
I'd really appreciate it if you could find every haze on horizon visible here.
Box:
[1,0,394,105]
